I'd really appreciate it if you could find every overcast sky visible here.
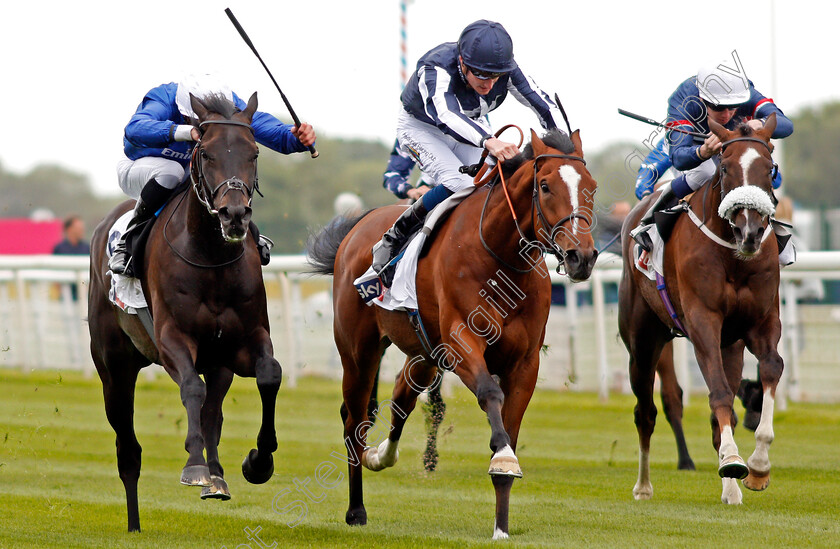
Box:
[1,0,836,197]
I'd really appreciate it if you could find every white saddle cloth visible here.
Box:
[106,211,148,314]
[353,187,474,311]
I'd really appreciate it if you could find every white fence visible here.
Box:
[2,252,840,403]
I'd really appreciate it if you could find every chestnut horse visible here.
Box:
[308,129,598,539]
[619,114,784,505]
[88,93,282,531]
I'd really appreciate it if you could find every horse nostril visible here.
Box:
[732,226,743,239]
[218,207,231,223]
[564,249,579,267]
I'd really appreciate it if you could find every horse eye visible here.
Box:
[540,181,550,193]
[720,165,727,174]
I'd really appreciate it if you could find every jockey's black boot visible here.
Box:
[249,221,273,266]
[371,197,429,286]
[630,182,676,251]
[108,179,172,277]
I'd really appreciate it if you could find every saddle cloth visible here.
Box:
[106,211,148,314]
[353,187,474,311]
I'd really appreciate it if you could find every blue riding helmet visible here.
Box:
[458,20,515,73]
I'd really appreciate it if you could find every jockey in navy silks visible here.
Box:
[370,19,566,282]
[382,139,434,201]
[631,58,793,249]
[109,73,316,277]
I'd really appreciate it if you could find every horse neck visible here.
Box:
[474,167,540,263]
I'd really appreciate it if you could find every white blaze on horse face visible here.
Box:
[739,148,762,187]
[558,165,581,234]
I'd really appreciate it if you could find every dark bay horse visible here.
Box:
[619,114,783,504]
[88,92,282,531]
[308,129,598,539]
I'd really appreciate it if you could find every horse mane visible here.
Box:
[501,129,576,177]
[191,93,241,123]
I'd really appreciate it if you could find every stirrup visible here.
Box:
[630,224,653,252]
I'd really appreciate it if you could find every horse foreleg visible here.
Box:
[159,334,211,486]
[242,353,282,485]
[490,361,539,540]
[743,321,784,492]
[200,367,234,499]
[694,332,747,503]
[656,341,695,470]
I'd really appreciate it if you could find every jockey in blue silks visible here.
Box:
[382,139,434,201]
[370,19,565,282]
[634,136,783,200]
[631,57,793,249]
[109,73,316,277]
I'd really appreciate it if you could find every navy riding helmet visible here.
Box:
[458,20,515,73]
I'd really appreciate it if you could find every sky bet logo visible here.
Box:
[354,278,382,303]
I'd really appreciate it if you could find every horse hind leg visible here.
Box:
[422,384,446,472]
[656,342,695,470]
[362,355,440,473]
[96,355,143,532]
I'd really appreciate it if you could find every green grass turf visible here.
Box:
[0,369,838,548]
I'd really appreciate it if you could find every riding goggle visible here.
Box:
[704,100,742,113]
[468,66,507,80]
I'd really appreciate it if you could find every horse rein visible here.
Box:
[477,146,589,274]
[691,135,777,248]
[190,119,261,216]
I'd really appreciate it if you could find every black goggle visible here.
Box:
[467,66,506,80]
[704,100,741,113]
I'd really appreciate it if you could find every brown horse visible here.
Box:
[619,114,784,504]
[88,92,282,531]
[308,129,598,539]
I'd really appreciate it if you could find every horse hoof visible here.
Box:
[181,464,212,486]
[492,527,510,540]
[718,455,749,479]
[345,507,367,526]
[633,482,653,500]
[242,449,274,484]
[743,470,770,491]
[201,475,231,500]
[488,446,523,478]
[362,439,399,472]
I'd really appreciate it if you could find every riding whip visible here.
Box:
[618,108,708,139]
[225,7,319,158]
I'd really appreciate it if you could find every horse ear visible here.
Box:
[570,129,583,155]
[189,93,209,122]
[758,112,777,141]
[530,129,547,155]
[242,92,258,122]
[708,117,730,140]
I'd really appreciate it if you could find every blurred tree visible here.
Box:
[0,163,121,231]
[783,101,840,208]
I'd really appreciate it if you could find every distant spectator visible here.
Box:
[53,215,90,255]
[53,215,89,301]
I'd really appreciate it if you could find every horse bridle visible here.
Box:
[190,119,261,216]
[715,135,777,210]
[479,153,590,274]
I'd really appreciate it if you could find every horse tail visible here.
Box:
[306,211,373,275]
